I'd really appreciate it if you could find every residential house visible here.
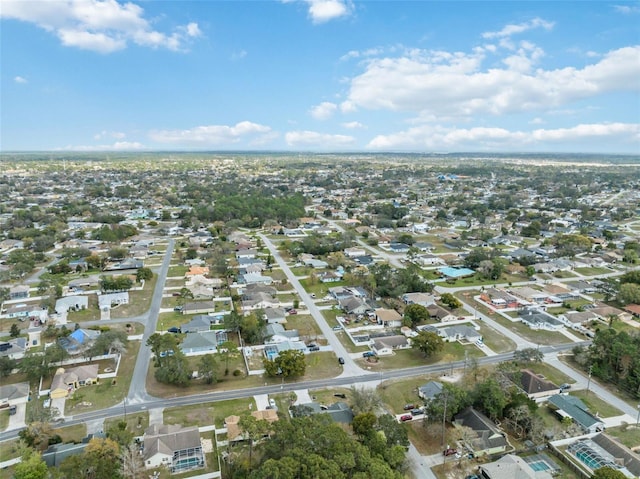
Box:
[547,394,605,433]
[182,301,216,315]
[426,304,457,322]
[242,292,280,311]
[510,369,559,399]
[262,307,287,324]
[1,303,42,320]
[561,310,600,327]
[236,249,258,259]
[479,454,552,479]
[591,304,631,322]
[624,304,640,318]
[479,288,523,309]
[518,308,564,331]
[0,338,27,360]
[453,407,509,457]
[375,308,403,328]
[389,242,410,253]
[225,409,279,443]
[319,271,342,283]
[50,364,99,399]
[180,330,228,356]
[371,335,410,356]
[68,275,101,290]
[9,285,29,300]
[264,324,300,344]
[402,292,436,307]
[58,328,100,355]
[240,272,273,285]
[103,259,143,272]
[509,286,549,304]
[98,292,129,311]
[55,295,89,314]
[338,296,370,316]
[303,258,329,269]
[291,402,354,424]
[0,381,30,408]
[566,434,640,478]
[417,381,443,401]
[143,424,204,473]
[181,315,213,333]
[438,325,481,343]
[344,247,366,258]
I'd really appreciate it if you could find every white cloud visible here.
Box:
[14,75,27,83]
[482,17,554,39]
[231,49,247,60]
[614,4,640,14]
[0,0,201,53]
[341,121,365,129]
[59,141,145,151]
[344,45,640,118]
[304,0,351,23]
[149,121,273,145]
[285,130,355,147]
[94,130,126,140]
[529,118,545,125]
[310,101,337,120]
[367,122,640,151]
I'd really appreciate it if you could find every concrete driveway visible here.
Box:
[7,403,27,431]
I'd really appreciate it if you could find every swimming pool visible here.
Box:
[438,267,475,278]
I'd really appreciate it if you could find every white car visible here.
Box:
[269,398,276,408]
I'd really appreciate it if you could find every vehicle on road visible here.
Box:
[400,414,412,422]
[338,357,345,365]
[560,383,571,390]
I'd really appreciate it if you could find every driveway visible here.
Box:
[6,403,27,431]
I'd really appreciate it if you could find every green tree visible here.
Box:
[155,353,191,386]
[403,304,429,327]
[0,356,16,378]
[376,414,409,447]
[198,354,218,384]
[349,386,383,415]
[263,349,306,378]
[352,412,377,439]
[83,437,123,479]
[240,414,270,472]
[10,323,21,338]
[107,420,134,448]
[439,293,462,310]
[14,448,48,479]
[135,267,153,282]
[591,467,628,479]
[411,330,444,358]
[618,282,640,305]
[473,377,509,420]
[219,340,238,376]
[19,351,47,382]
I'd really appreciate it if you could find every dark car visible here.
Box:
[559,383,571,390]
[443,448,458,456]
[334,393,347,399]
[410,408,423,416]
[167,326,181,334]
[308,345,320,352]
[338,357,345,365]
[173,306,183,312]
[403,404,415,410]
[362,351,376,358]
[400,414,412,422]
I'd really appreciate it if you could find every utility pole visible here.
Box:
[441,390,449,447]
[586,364,593,395]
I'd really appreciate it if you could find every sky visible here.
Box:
[1,0,639,154]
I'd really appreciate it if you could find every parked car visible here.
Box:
[333,325,342,331]
[334,393,346,399]
[308,345,320,352]
[410,408,423,416]
[362,351,376,358]
[443,448,458,456]
[403,404,415,410]
[400,414,412,422]
[338,357,345,365]
[167,326,181,334]
[269,398,276,408]
[173,306,183,312]
[8,405,17,416]
[559,383,571,390]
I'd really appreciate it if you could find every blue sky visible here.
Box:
[1,0,639,153]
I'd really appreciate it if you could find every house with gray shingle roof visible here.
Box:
[143,424,204,473]
[547,394,605,433]
[454,407,509,457]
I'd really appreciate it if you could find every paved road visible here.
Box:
[0,342,585,443]
[126,238,175,404]
[259,233,368,378]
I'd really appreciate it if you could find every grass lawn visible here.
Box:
[523,362,576,387]
[307,387,352,407]
[378,375,435,413]
[147,351,343,399]
[606,425,640,449]
[298,278,338,297]
[476,324,516,353]
[52,423,88,443]
[359,342,485,372]
[164,399,256,428]
[284,314,322,340]
[290,266,314,276]
[111,275,158,318]
[491,315,570,345]
[574,267,612,276]
[552,271,578,279]
[67,294,100,322]
[0,409,10,432]
[610,320,640,335]
[104,412,149,434]
[168,265,188,277]
[570,390,623,417]
[438,272,525,288]
[157,311,189,331]
[65,342,140,414]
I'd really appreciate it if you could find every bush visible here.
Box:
[233,369,243,377]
